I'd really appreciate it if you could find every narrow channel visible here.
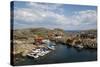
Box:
[15,43,97,66]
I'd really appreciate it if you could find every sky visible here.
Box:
[12,1,97,30]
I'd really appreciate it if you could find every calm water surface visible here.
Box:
[15,44,97,66]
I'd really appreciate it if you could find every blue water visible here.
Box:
[15,44,97,66]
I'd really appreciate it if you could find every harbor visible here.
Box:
[12,28,97,66]
[14,43,97,66]
[26,40,56,59]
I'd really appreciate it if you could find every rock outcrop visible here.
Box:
[12,28,97,57]
[49,29,97,49]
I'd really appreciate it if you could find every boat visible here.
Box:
[27,47,51,58]
[27,53,39,58]
[75,44,84,49]
[42,39,55,50]
[48,44,55,50]
[38,50,50,56]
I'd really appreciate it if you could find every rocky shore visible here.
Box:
[48,29,97,49]
[12,28,97,57]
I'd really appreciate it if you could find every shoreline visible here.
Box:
[12,28,97,58]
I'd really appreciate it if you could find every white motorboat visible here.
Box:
[27,53,39,58]
[27,47,51,58]
[75,44,84,49]
[42,39,55,50]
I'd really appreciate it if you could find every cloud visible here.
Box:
[14,8,43,22]
[14,3,66,26]
[14,2,97,30]
[73,10,97,25]
[28,2,63,11]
